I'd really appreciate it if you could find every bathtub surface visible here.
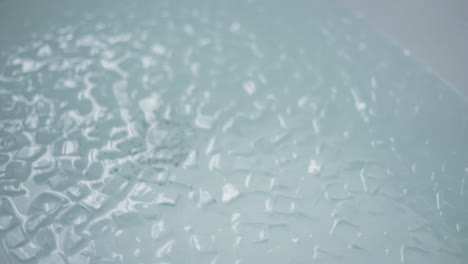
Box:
[0,0,467,263]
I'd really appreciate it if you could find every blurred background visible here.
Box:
[342,0,468,98]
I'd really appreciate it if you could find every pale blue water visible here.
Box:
[0,0,468,263]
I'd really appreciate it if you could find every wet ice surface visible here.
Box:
[1,0,468,263]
